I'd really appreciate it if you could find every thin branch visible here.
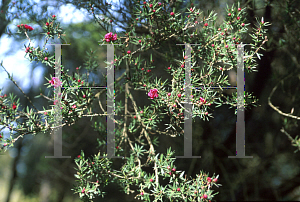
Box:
[268,74,300,120]
[0,62,39,112]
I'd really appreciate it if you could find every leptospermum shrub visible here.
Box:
[0,1,270,201]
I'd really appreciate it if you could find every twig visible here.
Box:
[268,73,300,120]
[0,62,39,112]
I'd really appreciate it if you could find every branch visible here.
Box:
[0,62,39,112]
[268,73,300,120]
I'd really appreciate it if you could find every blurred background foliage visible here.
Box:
[0,0,300,201]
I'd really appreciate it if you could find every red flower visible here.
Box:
[24,24,34,31]
[204,23,208,26]
[237,16,240,20]
[148,89,158,99]
[44,57,48,61]
[12,104,16,110]
[127,50,131,54]
[52,15,56,18]
[170,12,174,16]
[17,25,20,28]
[46,22,49,26]
[104,32,117,42]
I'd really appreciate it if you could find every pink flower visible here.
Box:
[111,33,117,41]
[148,89,158,99]
[104,32,117,42]
[200,97,206,104]
[72,104,76,109]
[105,32,113,39]
[24,24,34,31]
[170,12,174,16]
[49,77,62,88]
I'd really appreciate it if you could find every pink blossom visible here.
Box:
[49,77,62,88]
[104,32,117,42]
[111,33,117,41]
[148,89,158,99]
[24,24,34,31]
[105,32,113,39]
